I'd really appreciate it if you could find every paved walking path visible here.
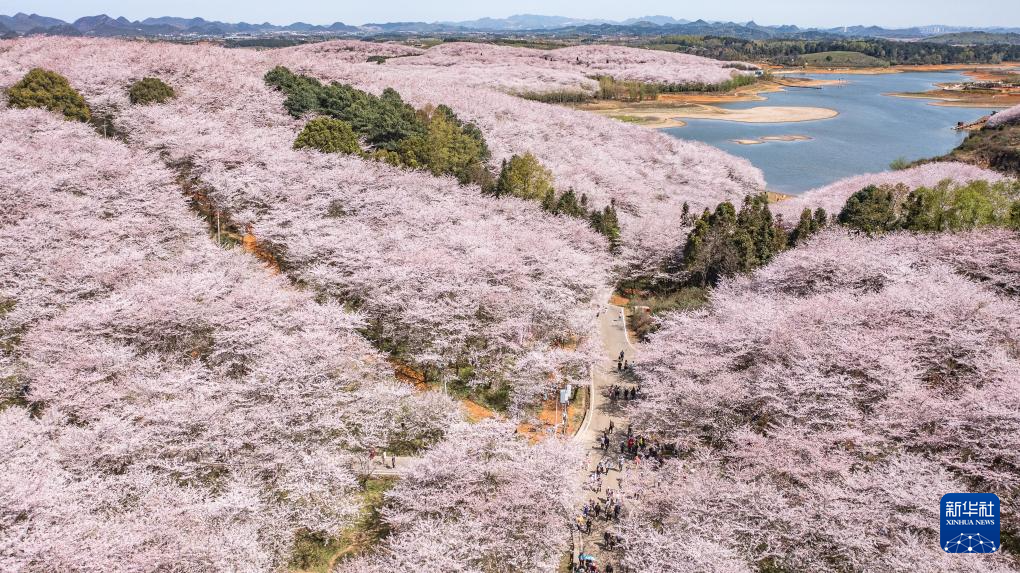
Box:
[570,303,639,571]
[366,454,422,477]
[575,303,636,445]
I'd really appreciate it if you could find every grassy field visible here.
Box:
[608,114,655,124]
[798,51,890,68]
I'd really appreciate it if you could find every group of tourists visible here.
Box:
[603,529,620,550]
[581,489,623,524]
[587,442,627,500]
[621,431,664,465]
[368,448,396,469]
[574,555,615,573]
[606,384,638,400]
[615,349,632,373]
[594,455,619,478]
[575,554,612,570]
[569,343,637,573]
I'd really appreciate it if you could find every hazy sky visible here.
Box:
[1,0,1016,28]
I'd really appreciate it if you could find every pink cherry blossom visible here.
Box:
[336,421,584,573]
[0,108,460,571]
[986,102,1020,128]
[622,229,1020,571]
[373,41,753,95]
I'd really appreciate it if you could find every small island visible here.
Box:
[733,135,813,145]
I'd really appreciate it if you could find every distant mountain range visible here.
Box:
[433,14,691,30]
[0,13,359,37]
[2,12,1019,40]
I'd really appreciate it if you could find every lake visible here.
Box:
[662,72,1002,194]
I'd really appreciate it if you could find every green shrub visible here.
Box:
[837,179,1020,234]
[788,207,829,246]
[596,75,660,101]
[128,77,175,105]
[901,179,1019,232]
[6,68,91,122]
[837,185,901,235]
[492,153,555,200]
[266,67,492,184]
[391,104,490,185]
[518,90,593,103]
[266,67,426,149]
[589,203,622,252]
[889,157,911,170]
[293,117,361,154]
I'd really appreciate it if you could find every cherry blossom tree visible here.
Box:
[8,37,1017,572]
[335,420,583,573]
[278,41,766,270]
[372,41,754,95]
[0,37,624,409]
[0,108,460,571]
[621,228,1020,571]
[986,103,1020,128]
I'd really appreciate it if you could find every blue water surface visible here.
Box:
[662,72,1002,194]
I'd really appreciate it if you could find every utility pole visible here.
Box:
[216,210,221,246]
[555,392,559,435]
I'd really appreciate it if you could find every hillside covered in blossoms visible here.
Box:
[1,29,1019,573]
[622,229,1020,571]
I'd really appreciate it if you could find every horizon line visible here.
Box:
[3,11,1018,31]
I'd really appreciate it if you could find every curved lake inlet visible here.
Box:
[663,72,1003,194]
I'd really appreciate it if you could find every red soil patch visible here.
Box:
[462,400,496,422]
[242,227,282,274]
[389,359,498,421]
[391,361,429,391]
[516,392,585,443]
